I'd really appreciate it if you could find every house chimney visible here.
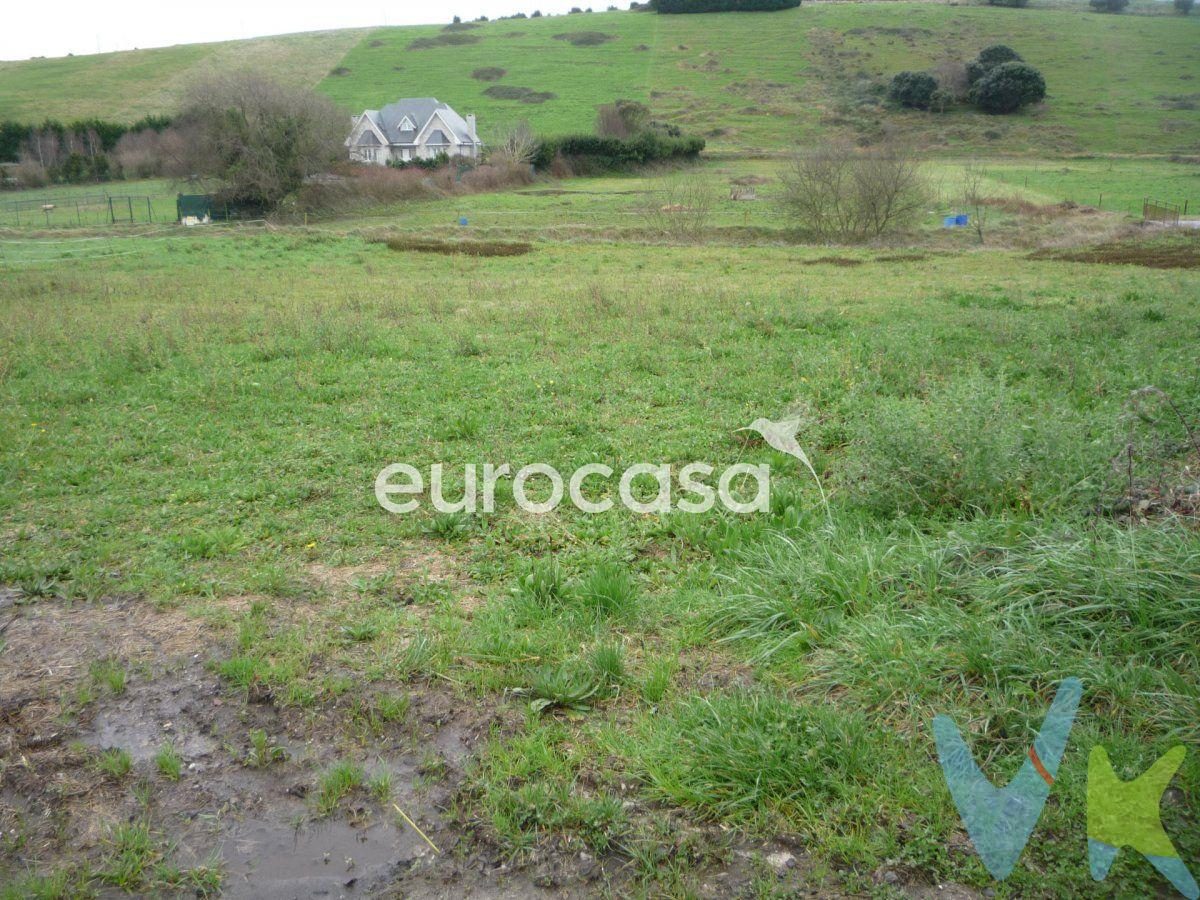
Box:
[466,114,477,139]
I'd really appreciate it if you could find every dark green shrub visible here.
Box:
[531,130,705,170]
[1174,0,1193,11]
[652,0,800,11]
[1089,0,1129,11]
[888,71,938,110]
[929,88,956,113]
[973,61,1046,114]
[987,0,1030,6]
[976,44,1022,69]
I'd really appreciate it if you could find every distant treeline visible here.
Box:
[651,0,801,12]
[0,115,173,163]
[532,131,705,170]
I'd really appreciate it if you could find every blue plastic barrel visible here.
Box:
[943,216,958,228]
[956,214,969,227]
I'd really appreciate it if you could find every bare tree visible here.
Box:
[179,72,346,210]
[642,173,713,241]
[779,141,927,242]
[961,163,990,243]
[489,119,537,167]
[932,59,969,102]
[113,126,192,179]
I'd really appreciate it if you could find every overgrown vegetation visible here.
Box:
[178,72,346,211]
[779,141,926,241]
[1,216,1197,895]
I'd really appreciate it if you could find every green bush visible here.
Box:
[843,375,1089,518]
[929,87,956,112]
[1174,0,1193,12]
[1090,0,1129,10]
[977,44,1023,68]
[531,130,705,170]
[987,0,1030,6]
[973,61,1047,114]
[652,0,800,11]
[888,71,939,109]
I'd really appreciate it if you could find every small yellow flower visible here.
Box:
[305,541,316,549]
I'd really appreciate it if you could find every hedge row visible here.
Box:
[532,131,705,170]
[652,0,801,11]
[0,115,173,163]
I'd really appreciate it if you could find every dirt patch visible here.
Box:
[0,594,515,897]
[1029,236,1200,270]
[407,33,481,51]
[731,175,772,186]
[378,236,534,257]
[552,31,615,47]
[800,256,864,267]
[470,66,506,82]
[874,253,929,263]
[482,85,556,104]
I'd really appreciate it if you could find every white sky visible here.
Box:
[2,0,601,61]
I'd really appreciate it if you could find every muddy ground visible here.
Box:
[0,584,981,898]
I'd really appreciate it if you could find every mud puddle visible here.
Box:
[218,817,424,898]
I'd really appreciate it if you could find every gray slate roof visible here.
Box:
[358,98,477,147]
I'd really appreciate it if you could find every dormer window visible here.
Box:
[398,116,415,131]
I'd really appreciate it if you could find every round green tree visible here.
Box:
[888,71,939,110]
[973,61,1047,114]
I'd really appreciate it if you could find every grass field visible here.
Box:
[1,207,1198,894]
[0,29,370,122]
[1,3,1199,896]
[2,4,1198,154]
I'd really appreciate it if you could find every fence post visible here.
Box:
[147,197,153,222]
[108,197,115,224]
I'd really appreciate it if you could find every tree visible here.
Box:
[779,141,927,242]
[976,44,1022,69]
[961,164,990,243]
[1089,0,1129,11]
[596,99,651,138]
[973,61,1046,114]
[490,120,538,166]
[1175,0,1194,13]
[888,71,938,110]
[179,72,346,211]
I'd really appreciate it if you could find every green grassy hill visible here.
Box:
[2,4,1198,154]
[0,30,370,122]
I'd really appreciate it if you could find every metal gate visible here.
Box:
[1143,198,1181,225]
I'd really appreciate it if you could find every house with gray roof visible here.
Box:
[346,98,482,165]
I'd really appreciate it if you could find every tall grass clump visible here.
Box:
[572,562,638,619]
[842,374,1094,518]
[627,690,876,824]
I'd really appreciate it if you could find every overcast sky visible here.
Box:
[2,0,598,61]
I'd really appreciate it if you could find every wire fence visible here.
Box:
[0,193,175,228]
